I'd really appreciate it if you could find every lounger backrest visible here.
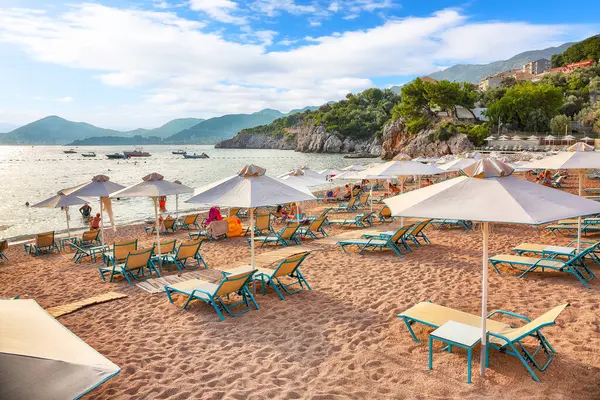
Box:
[0,240,7,252]
[215,270,256,297]
[348,197,357,207]
[496,304,570,344]
[82,230,99,243]
[280,224,300,240]
[176,241,201,260]
[411,220,430,236]
[273,251,310,278]
[163,218,176,230]
[390,224,413,243]
[124,248,153,270]
[36,232,55,248]
[229,207,240,217]
[308,217,325,231]
[380,206,391,218]
[256,214,271,231]
[183,214,198,225]
[155,239,177,254]
[352,187,360,196]
[566,245,596,265]
[114,240,138,261]
[358,213,372,223]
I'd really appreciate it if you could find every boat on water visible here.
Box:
[183,153,209,159]
[123,147,151,157]
[106,153,129,159]
[82,152,96,157]
[172,150,187,155]
[63,149,77,154]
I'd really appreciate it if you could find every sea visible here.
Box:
[0,145,368,240]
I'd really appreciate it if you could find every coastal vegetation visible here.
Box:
[551,35,600,67]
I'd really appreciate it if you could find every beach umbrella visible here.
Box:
[110,173,193,265]
[384,158,600,378]
[32,191,88,238]
[438,158,478,172]
[62,175,125,245]
[511,134,522,141]
[527,135,539,142]
[564,135,576,142]
[342,164,365,171]
[186,165,315,268]
[544,135,556,142]
[0,299,119,399]
[580,136,594,142]
[484,136,496,142]
[568,142,594,152]
[279,169,327,219]
[498,135,509,141]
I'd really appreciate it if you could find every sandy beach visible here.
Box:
[2,182,600,399]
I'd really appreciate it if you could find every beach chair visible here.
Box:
[552,176,566,188]
[337,224,414,257]
[297,217,329,239]
[74,230,101,247]
[238,207,257,219]
[405,220,431,246]
[328,213,374,228]
[243,213,273,236]
[397,301,570,382]
[0,240,8,261]
[179,214,200,230]
[249,251,311,300]
[377,205,395,223]
[512,241,600,263]
[144,217,177,234]
[23,231,60,256]
[545,218,600,235]
[430,219,472,230]
[71,241,110,263]
[329,196,358,212]
[161,240,208,271]
[355,192,370,209]
[250,224,301,248]
[98,248,158,285]
[489,246,596,288]
[164,270,259,321]
[102,239,138,267]
[150,239,177,268]
[228,207,241,218]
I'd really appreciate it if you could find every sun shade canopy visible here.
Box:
[110,173,193,198]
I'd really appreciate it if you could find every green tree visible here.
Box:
[480,86,507,108]
[560,94,585,118]
[392,78,431,120]
[485,83,563,132]
[552,35,600,67]
[550,115,571,134]
[424,80,461,117]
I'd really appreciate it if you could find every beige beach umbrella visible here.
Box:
[0,299,119,399]
[32,191,88,238]
[110,173,193,265]
[62,175,125,245]
[384,158,600,377]
[568,142,594,152]
[186,165,314,269]
[438,158,478,172]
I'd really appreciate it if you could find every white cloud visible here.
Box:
[278,38,300,46]
[54,96,74,103]
[189,0,246,24]
[309,20,321,27]
[0,4,594,127]
[251,0,316,17]
[153,1,171,9]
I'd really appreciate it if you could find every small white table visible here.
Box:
[429,321,483,384]
[543,245,576,258]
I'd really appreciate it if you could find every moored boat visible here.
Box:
[123,147,151,157]
[172,149,187,155]
[63,149,77,154]
[106,153,129,159]
[183,153,209,159]
[82,152,96,157]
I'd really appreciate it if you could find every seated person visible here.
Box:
[343,184,352,200]
[204,206,223,226]
[275,205,289,220]
[541,171,553,187]
[389,183,401,195]
[79,204,92,218]
[90,213,101,230]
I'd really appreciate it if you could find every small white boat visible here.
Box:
[183,153,209,159]
[82,152,96,157]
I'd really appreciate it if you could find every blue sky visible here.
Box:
[0,0,598,130]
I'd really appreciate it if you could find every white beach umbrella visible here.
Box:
[568,142,594,152]
[498,135,509,141]
[279,169,327,219]
[484,136,497,142]
[342,164,365,171]
[110,173,193,265]
[384,159,600,377]
[511,134,522,141]
[544,135,556,142]
[580,136,594,142]
[186,165,315,268]
[32,192,89,238]
[564,135,576,142]
[62,175,125,245]
[0,299,119,400]
[527,135,539,142]
[438,158,478,172]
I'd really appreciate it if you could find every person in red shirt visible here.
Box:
[90,213,101,230]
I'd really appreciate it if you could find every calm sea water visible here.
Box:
[0,145,367,240]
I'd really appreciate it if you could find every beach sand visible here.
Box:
[2,182,600,399]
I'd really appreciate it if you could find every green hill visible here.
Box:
[127,118,204,138]
[164,109,285,144]
[552,35,600,67]
[1,116,125,144]
[429,42,574,83]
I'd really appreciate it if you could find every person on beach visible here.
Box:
[79,204,92,218]
[343,184,351,199]
[275,205,289,221]
[539,170,553,187]
[90,213,101,230]
[158,196,167,212]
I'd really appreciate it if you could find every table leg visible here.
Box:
[485,335,490,367]
[467,348,472,384]
[428,336,433,370]
[448,344,452,354]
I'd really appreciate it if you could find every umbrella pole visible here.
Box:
[480,221,489,376]
[99,197,104,245]
[400,177,405,227]
[250,208,255,268]
[65,206,71,238]
[176,194,179,222]
[369,181,373,213]
[577,170,584,252]
[153,197,162,268]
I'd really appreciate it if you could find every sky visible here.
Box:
[0,0,598,130]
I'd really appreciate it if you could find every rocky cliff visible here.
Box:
[216,118,473,158]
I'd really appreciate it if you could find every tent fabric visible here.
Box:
[32,192,88,208]
[63,175,125,198]
[0,299,119,400]
[438,158,478,172]
[345,159,444,180]
[524,151,600,170]
[384,162,600,225]
[110,173,193,198]
[187,165,315,208]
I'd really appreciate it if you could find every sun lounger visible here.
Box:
[102,239,138,267]
[161,240,208,271]
[178,214,201,230]
[24,231,60,256]
[377,205,397,223]
[144,217,178,234]
[297,217,329,239]
[98,248,158,285]
[190,220,229,241]
[228,207,241,217]
[73,230,101,247]
[328,213,374,228]
[243,213,273,236]
[405,220,432,246]
[545,218,600,235]
[430,219,472,230]
[512,241,600,262]
[328,196,359,212]
[0,240,8,261]
[150,239,177,268]
[397,301,570,382]
[489,246,596,288]
[71,243,110,263]
[355,192,370,209]
[164,270,259,321]
[337,224,414,257]
[250,224,301,248]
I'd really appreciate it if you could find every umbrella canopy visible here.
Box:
[564,135,576,141]
[317,169,340,177]
[438,158,477,172]
[384,158,600,377]
[484,136,496,141]
[527,135,539,141]
[342,164,365,171]
[0,299,119,399]
[32,192,89,237]
[279,169,327,187]
[568,142,594,152]
[544,135,556,141]
[511,135,522,141]
[580,136,594,142]
[524,150,600,170]
[347,156,444,179]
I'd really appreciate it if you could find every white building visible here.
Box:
[522,59,551,75]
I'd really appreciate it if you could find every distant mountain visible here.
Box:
[429,42,574,83]
[0,122,17,133]
[164,109,286,144]
[127,118,205,138]
[0,116,126,145]
[288,106,320,115]
[69,135,162,146]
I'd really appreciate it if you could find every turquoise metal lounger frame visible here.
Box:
[337,224,414,257]
[249,224,301,248]
[251,252,312,300]
[161,240,208,271]
[98,248,159,285]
